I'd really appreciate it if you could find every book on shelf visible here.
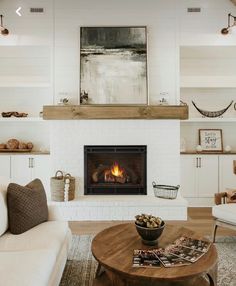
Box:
[132,236,211,268]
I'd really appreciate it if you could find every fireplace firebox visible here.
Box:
[84,145,147,195]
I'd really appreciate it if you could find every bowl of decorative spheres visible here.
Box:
[135,220,165,246]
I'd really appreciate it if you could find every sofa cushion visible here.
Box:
[0,249,57,286]
[0,221,71,286]
[212,203,236,224]
[0,177,9,236]
[0,221,69,252]
[7,179,48,234]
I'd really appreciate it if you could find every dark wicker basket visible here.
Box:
[152,181,179,199]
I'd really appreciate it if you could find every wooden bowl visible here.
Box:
[135,220,165,246]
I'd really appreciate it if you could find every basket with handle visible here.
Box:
[50,170,75,202]
[152,181,179,199]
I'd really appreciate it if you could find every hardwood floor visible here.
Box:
[69,207,236,237]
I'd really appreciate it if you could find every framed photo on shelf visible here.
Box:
[199,129,223,153]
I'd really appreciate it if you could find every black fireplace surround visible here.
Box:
[84,145,147,195]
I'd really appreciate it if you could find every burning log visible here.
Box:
[92,162,139,184]
[92,165,109,183]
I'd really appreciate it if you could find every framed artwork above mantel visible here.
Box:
[80,26,148,105]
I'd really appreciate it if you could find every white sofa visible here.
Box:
[212,192,236,242]
[0,178,72,286]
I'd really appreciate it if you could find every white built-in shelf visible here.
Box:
[0,117,44,122]
[0,151,50,155]
[181,151,236,155]
[180,46,236,89]
[180,76,236,88]
[181,117,236,123]
[0,46,51,88]
[0,83,51,88]
[0,77,51,88]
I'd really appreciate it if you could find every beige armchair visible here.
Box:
[212,192,236,243]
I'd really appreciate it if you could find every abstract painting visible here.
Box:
[80,27,147,104]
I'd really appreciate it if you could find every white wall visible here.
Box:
[54,0,180,105]
[53,0,236,106]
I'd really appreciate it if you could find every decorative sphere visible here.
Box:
[196,145,203,152]
[224,145,231,153]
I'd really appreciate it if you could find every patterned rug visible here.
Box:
[60,235,236,286]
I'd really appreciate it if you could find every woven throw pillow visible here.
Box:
[0,178,9,236]
[226,189,236,203]
[7,179,48,234]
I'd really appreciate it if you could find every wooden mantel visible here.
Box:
[43,105,188,120]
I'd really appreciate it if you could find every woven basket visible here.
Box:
[50,171,75,202]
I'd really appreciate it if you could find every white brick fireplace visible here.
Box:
[48,120,188,220]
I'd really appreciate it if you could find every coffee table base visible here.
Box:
[93,264,217,286]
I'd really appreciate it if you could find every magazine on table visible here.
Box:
[132,236,211,268]
[173,236,211,253]
[133,249,161,268]
[165,244,205,263]
[152,249,191,268]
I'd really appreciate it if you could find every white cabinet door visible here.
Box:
[181,155,218,199]
[197,156,218,197]
[31,155,51,195]
[11,155,32,185]
[219,155,236,192]
[0,155,11,180]
[11,155,51,194]
[180,156,197,197]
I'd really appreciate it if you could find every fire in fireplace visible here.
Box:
[84,145,147,195]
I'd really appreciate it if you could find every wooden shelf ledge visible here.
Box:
[43,105,188,120]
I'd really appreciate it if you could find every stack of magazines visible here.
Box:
[133,236,211,268]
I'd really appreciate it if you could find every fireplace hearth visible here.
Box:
[84,145,147,195]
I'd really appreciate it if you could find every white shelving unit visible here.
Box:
[180,45,236,151]
[180,76,236,88]
[0,45,52,152]
[0,82,51,88]
[181,118,236,123]
[180,46,236,206]
[0,117,44,122]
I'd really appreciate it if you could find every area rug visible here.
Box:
[60,235,236,286]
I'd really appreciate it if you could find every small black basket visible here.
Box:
[152,181,179,199]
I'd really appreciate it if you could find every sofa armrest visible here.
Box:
[215,192,227,205]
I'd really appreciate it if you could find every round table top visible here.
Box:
[91,223,218,282]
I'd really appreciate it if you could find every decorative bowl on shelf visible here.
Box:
[135,214,165,246]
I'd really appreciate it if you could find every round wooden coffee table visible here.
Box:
[92,223,218,286]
